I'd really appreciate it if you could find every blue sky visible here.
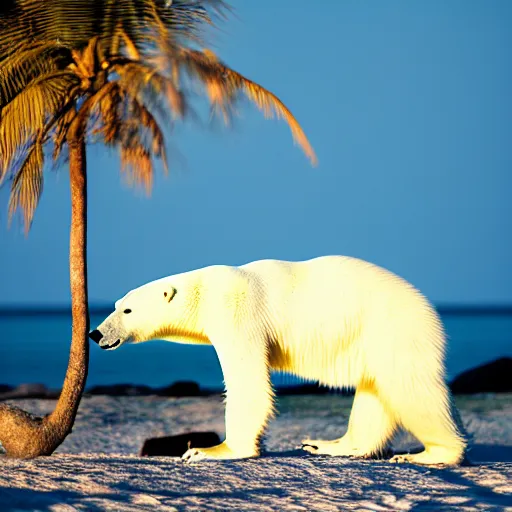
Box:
[1,0,511,306]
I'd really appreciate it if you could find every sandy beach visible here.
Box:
[1,393,511,511]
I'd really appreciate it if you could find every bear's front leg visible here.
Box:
[182,332,275,463]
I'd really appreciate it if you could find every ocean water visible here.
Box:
[1,310,511,391]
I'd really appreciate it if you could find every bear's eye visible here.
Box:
[124,309,132,314]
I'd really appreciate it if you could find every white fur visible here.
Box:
[96,255,467,465]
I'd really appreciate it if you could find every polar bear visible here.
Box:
[89,256,467,465]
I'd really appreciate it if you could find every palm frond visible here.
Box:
[91,84,168,186]
[0,0,225,62]
[178,49,318,166]
[119,133,154,193]
[126,93,168,174]
[66,81,118,142]
[113,59,185,119]
[8,141,44,232]
[1,0,107,53]
[155,0,227,46]
[227,71,318,166]
[93,84,123,146]
[0,42,72,108]
[52,105,78,162]
[0,71,80,178]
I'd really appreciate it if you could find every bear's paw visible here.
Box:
[181,441,258,463]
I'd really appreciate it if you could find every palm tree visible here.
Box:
[0,1,316,458]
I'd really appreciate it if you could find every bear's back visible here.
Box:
[177,256,435,341]
[237,256,375,321]
[240,255,400,303]
[238,255,433,333]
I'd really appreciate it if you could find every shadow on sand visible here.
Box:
[0,487,115,512]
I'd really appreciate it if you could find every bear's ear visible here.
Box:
[164,287,177,303]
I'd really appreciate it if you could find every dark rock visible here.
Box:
[0,385,13,393]
[15,383,48,397]
[277,383,352,396]
[450,357,512,394]
[156,381,201,397]
[0,383,54,400]
[84,381,215,397]
[87,384,153,396]
[140,432,221,457]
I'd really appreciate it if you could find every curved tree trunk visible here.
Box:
[45,138,90,438]
[0,139,89,458]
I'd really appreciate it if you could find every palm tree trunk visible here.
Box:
[44,138,89,438]
[0,138,89,458]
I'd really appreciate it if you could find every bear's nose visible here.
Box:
[89,329,103,343]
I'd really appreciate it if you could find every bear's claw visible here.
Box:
[181,448,207,463]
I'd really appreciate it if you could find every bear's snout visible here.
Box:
[89,329,103,343]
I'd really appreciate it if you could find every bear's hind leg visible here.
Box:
[302,380,396,459]
[388,383,467,466]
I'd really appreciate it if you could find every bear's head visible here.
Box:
[89,279,179,350]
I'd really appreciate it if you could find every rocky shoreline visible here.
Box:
[0,380,341,400]
[1,357,510,400]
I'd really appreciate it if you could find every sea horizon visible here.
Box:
[2,303,512,316]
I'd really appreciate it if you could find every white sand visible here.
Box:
[1,394,511,511]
